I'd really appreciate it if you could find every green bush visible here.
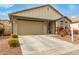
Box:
[11,34,18,38]
[60,32,65,37]
[8,38,20,47]
[0,27,4,36]
[60,29,66,37]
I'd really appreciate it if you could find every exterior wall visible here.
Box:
[70,23,79,30]
[43,21,48,34]
[12,19,18,34]
[51,21,56,34]
[13,6,62,20]
[56,18,71,29]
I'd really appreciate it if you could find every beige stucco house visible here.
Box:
[9,5,72,35]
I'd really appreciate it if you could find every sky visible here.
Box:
[0,4,79,20]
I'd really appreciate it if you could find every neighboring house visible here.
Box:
[0,22,4,28]
[0,20,11,35]
[9,4,72,35]
[70,16,79,30]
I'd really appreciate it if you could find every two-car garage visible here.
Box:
[16,20,46,35]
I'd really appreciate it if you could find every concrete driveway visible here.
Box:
[19,35,79,55]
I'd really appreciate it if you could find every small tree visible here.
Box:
[0,27,4,36]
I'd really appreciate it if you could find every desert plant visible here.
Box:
[60,29,66,37]
[56,27,64,34]
[0,27,4,36]
[60,32,65,37]
[11,34,18,38]
[8,38,20,47]
[56,27,71,36]
[73,30,79,34]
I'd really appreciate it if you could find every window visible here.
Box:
[60,21,63,25]
[65,21,68,26]
[65,21,68,23]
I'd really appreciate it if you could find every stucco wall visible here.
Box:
[13,6,62,20]
[12,19,18,34]
[51,21,56,34]
[43,21,48,34]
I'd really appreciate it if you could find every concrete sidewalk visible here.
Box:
[63,50,79,55]
[19,35,79,55]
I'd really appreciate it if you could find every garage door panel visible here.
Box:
[17,20,43,35]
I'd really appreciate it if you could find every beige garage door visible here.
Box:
[17,20,44,35]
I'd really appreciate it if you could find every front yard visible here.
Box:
[53,34,79,44]
[0,36,22,55]
[56,27,79,44]
[0,34,79,55]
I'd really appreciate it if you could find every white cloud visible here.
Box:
[72,16,77,18]
[0,10,13,19]
[0,4,14,9]
[0,11,12,16]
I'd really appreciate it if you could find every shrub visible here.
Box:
[73,30,79,34]
[8,38,20,47]
[0,27,4,36]
[56,27,64,34]
[60,29,66,37]
[56,27,71,36]
[11,34,18,38]
[60,32,65,37]
[65,28,71,35]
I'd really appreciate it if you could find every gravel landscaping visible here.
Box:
[52,35,79,44]
[0,36,22,55]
